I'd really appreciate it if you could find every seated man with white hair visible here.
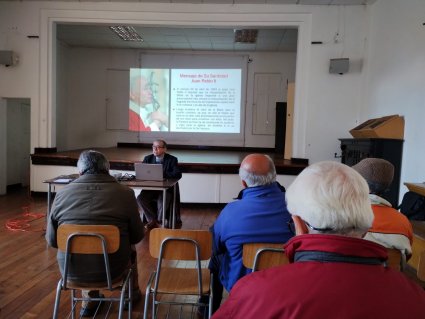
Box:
[212,161,425,319]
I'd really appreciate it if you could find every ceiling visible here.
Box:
[57,25,299,52]
[0,0,377,3]
[8,0,376,52]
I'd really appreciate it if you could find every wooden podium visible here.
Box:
[405,182,425,197]
[349,115,404,139]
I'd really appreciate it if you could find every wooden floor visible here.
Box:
[0,187,222,319]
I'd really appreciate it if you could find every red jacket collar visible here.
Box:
[284,234,388,263]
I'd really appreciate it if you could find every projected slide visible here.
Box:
[129,68,241,133]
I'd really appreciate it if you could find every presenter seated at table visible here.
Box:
[137,139,182,229]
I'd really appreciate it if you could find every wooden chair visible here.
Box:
[407,223,425,282]
[408,245,425,281]
[52,224,133,319]
[385,248,403,271]
[417,251,425,281]
[242,243,289,272]
[144,228,213,319]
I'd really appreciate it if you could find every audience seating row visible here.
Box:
[52,224,424,318]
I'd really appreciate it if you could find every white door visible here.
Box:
[252,73,284,135]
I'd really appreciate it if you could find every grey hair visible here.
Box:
[77,150,110,175]
[239,155,276,187]
[285,161,373,237]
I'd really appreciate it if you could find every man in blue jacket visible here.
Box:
[208,153,293,314]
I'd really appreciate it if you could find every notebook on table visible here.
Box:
[135,163,164,181]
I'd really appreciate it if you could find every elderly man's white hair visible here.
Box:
[286,161,373,236]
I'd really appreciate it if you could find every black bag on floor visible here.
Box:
[398,191,425,220]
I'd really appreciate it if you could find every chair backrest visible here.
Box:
[408,222,425,281]
[149,228,212,261]
[386,248,403,271]
[243,243,288,271]
[57,224,121,290]
[57,224,120,254]
[417,250,425,281]
[149,228,212,299]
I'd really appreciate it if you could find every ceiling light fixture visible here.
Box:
[234,29,258,44]
[109,26,143,42]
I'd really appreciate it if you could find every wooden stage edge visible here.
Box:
[31,144,309,175]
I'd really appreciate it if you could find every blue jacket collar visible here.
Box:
[233,181,285,200]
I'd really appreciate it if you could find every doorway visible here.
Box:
[0,98,31,195]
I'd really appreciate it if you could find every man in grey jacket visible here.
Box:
[46,150,144,317]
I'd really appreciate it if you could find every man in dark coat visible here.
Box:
[137,139,182,229]
[46,150,144,317]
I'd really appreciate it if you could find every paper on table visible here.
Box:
[54,178,73,183]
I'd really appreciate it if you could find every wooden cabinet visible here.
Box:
[339,138,403,207]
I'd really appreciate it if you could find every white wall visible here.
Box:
[363,0,425,199]
[303,7,369,163]
[0,2,372,191]
[0,3,39,150]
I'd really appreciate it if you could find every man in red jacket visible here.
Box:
[213,161,425,319]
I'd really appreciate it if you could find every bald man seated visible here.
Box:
[206,154,293,314]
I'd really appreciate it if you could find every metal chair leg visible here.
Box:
[71,289,76,319]
[118,269,132,319]
[143,272,155,319]
[118,282,125,319]
[208,273,214,319]
[128,269,133,319]
[52,279,63,319]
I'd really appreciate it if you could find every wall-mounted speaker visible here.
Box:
[329,58,349,75]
